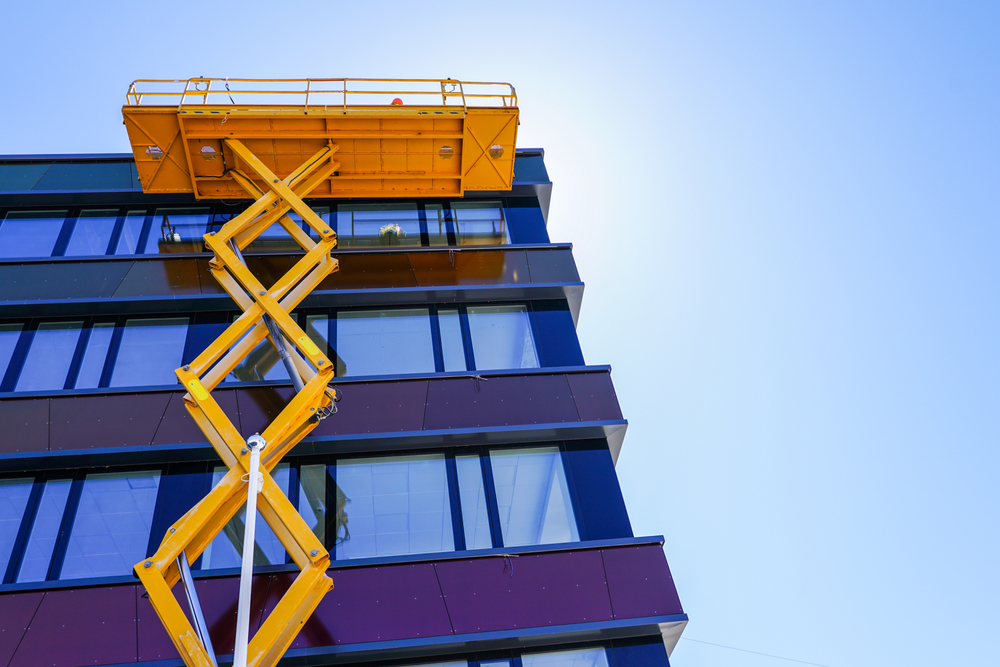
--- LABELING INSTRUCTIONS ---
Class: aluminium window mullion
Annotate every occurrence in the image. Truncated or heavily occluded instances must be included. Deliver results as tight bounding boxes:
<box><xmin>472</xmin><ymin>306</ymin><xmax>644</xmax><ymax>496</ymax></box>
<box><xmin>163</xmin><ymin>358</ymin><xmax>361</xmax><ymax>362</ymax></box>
<box><xmin>46</xmin><ymin>473</ymin><xmax>85</xmax><ymax>581</ymax></box>
<box><xmin>458</xmin><ymin>306</ymin><xmax>476</xmax><ymax>372</ymax></box>
<box><xmin>105</xmin><ymin>207</ymin><xmax>128</xmax><ymax>256</ymax></box>
<box><xmin>2</xmin><ymin>475</ymin><xmax>44</xmax><ymax>584</ymax></box>
<box><xmin>97</xmin><ymin>316</ymin><xmax>127</xmax><ymax>388</ymax></box>
<box><xmin>443</xmin><ymin>202</ymin><xmax>457</xmax><ymax>246</ymax></box>
<box><xmin>324</xmin><ymin>462</ymin><xmax>338</xmax><ymax>560</ymax></box>
<box><xmin>479</xmin><ymin>450</ymin><xmax>504</xmax><ymax>549</ymax></box>
<box><xmin>133</xmin><ymin>208</ymin><xmax>155</xmax><ymax>256</ymax></box>
<box><xmin>417</xmin><ymin>203</ymin><xmax>430</xmax><ymax>246</ymax></box>
<box><xmin>51</xmin><ymin>207</ymin><xmax>80</xmax><ymax>258</ymax></box>
<box><xmin>0</xmin><ymin>322</ymin><xmax>36</xmax><ymax>392</ymax></box>
<box><xmin>63</xmin><ymin>317</ymin><xmax>94</xmax><ymax>390</ymax></box>
<box><xmin>429</xmin><ymin>305</ymin><xmax>445</xmax><ymax>373</ymax></box>
<box><xmin>445</xmin><ymin>453</ymin><xmax>466</xmax><ymax>551</ymax></box>
<box><xmin>285</xmin><ymin>464</ymin><xmax>301</xmax><ymax>565</ymax></box>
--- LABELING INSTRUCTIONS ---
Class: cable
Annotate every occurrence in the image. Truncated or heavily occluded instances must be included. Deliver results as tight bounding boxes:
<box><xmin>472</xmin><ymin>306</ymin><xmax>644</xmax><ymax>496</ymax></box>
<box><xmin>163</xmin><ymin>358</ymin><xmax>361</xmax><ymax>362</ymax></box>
<box><xmin>681</xmin><ymin>638</ymin><xmax>833</xmax><ymax>667</ymax></box>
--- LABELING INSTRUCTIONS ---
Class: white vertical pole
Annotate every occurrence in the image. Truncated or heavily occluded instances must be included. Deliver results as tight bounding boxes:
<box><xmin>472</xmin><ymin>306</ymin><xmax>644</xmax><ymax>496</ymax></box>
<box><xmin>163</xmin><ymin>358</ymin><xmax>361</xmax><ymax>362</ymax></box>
<box><xmin>232</xmin><ymin>434</ymin><xmax>265</xmax><ymax>667</ymax></box>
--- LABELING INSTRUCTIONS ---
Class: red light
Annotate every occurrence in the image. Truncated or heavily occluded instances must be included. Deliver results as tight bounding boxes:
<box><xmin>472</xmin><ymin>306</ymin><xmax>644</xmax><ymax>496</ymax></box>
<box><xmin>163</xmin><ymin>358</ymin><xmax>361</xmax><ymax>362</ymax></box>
<box><xmin>391</xmin><ymin>98</ymin><xmax>403</xmax><ymax>105</ymax></box>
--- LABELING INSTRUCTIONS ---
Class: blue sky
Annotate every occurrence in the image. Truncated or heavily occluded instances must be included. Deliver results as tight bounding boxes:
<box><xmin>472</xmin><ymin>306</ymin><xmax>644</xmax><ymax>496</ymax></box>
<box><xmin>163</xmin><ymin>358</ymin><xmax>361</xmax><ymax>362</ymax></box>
<box><xmin>2</xmin><ymin>2</ymin><xmax>998</xmax><ymax>665</ymax></box>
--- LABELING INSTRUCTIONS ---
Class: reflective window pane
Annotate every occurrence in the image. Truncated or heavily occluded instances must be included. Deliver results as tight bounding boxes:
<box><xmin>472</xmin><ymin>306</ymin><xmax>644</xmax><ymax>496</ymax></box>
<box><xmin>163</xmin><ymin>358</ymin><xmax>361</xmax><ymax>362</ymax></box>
<box><xmin>0</xmin><ymin>478</ymin><xmax>34</xmax><ymax>575</ymax></box>
<box><xmin>298</xmin><ymin>464</ymin><xmax>327</xmax><ymax>545</ymax></box>
<box><xmin>64</xmin><ymin>209</ymin><xmax>118</xmax><ymax>256</ymax></box>
<box><xmin>424</xmin><ymin>204</ymin><xmax>451</xmax><ymax>246</ymax></box>
<box><xmin>15</xmin><ymin>321</ymin><xmax>82</xmax><ymax>392</ymax></box>
<box><xmin>467</xmin><ymin>305</ymin><xmax>539</xmax><ymax>370</ymax></box>
<box><xmin>489</xmin><ymin>447</ymin><xmax>579</xmax><ymax>547</ymax></box>
<box><xmin>336</xmin><ymin>309</ymin><xmax>434</xmax><ymax>377</ymax></box>
<box><xmin>0</xmin><ymin>323</ymin><xmax>24</xmax><ymax>380</ymax></box>
<box><xmin>144</xmin><ymin>208</ymin><xmax>211</xmax><ymax>254</ymax></box>
<box><xmin>335</xmin><ymin>454</ymin><xmax>454</xmax><ymax>560</ymax></box>
<box><xmin>200</xmin><ymin>465</ymin><xmax>290</xmax><ymax>569</ymax></box>
<box><xmin>16</xmin><ymin>479</ymin><xmax>71</xmax><ymax>582</ymax></box>
<box><xmin>226</xmin><ymin>334</ymin><xmax>290</xmax><ymax>382</ymax></box>
<box><xmin>438</xmin><ymin>309</ymin><xmax>466</xmax><ymax>372</ymax></box>
<box><xmin>452</xmin><ymin>201</ymin><xmax>509</xmax><ymax>245</ymax></box>
<box><xmin>60</xmin><ymin>470</ymin><xmax>161</xmax><ymax>579</ymax></box>
<box><xmin>522</xmin><ymin>648</ymin><xmax>609</xmax><ymax>667</ymax></box>
<box><xmin>109</xmin><ymin>317</ymin><xmax>188</xmax><ymax>387</ymax></box>
<box><xmin>0</xmin><ymin>210</ymin><xmax>66</xmax><ymax>258</ymax></box>
<box><xmin>456</xmin><ymin>455</ymin><xmax>492</xmax><ymax>549</ymax></box>
<box><xmin>74</xmin><ymin>322</ymin><xmax>114</xmax><ymax>389</ymax></box>
<box><xmin>114</xmin><ymin>210</ymin><xmax>146</xmax><ymax>255</ymax></box>
<box><xmin>336</xmin><ymin>204</ymin><xmax>421</xmax><ymax>248</ymax></box>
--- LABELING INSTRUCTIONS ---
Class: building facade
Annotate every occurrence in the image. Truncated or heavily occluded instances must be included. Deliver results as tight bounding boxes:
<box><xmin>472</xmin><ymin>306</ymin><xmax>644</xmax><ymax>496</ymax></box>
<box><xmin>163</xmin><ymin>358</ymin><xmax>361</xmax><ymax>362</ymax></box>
<box><xmin>0</xmin><ymin>150</ymin><xmax>686</xmax><ymax>667</ymax></box>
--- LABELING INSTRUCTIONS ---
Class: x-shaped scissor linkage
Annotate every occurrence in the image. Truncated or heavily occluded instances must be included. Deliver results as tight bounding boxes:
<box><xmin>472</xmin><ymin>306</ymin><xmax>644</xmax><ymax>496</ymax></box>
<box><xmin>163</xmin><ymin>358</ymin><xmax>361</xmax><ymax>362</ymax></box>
<box><xmin>136</xmin><ymin>140</ymin><xmax>342</xmax><ymax>667</ymax></box>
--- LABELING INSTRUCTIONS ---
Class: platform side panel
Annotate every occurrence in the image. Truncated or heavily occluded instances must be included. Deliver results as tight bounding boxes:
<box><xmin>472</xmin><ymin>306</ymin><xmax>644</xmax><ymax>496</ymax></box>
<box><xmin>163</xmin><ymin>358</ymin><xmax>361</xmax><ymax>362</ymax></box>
<box><xmin>123</xmin><ymin>108</ymin><xmax>195</xmax><ymax>194</ymax></box>
<box><xmin>461</xmin><ymin>109</ymin><xmax>518</xmax><ymax>191</ymax></box>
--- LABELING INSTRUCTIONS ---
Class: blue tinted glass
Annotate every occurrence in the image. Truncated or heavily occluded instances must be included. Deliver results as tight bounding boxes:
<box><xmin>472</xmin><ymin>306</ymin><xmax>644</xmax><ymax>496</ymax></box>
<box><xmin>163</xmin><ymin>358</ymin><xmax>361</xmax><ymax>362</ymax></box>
<box><xmin>456</xmin><ymin>455</ymin><xmax>492</xmax><ymax>549</ymax></box>
<box><xmin>200</xmin><ymin>465</ymin><xmax>290</xmax><ymax>569</ymax></box>
<box><xmin>60</xmin><ymin>470</ymin><xmax>161</xmax><ymax>579</ymax></box>
<box><xmin>489</xmin><ymin>447</ymin><xmax>579</xmax><ymax>547</ymax></box>
<box><xmin>114</xmin><ymin>211</ymin><xmax>147</xmax><ymax>255</ymax></box>
<box><xmin>335</xmin><ymin>454</ymin><xmax>454</xmax><ymax>560</ymax></box>
<box><xmin>0</xmin><ymin>323</ymin><xmax>24</xmax><ymax>379</ymax></box>
<box><xmin>16</xmin><ymin>479</ymin><xmax>71</xmax><ymax>582</ymax></box>
<box><xmin>522</xmin><ymin>648</ymin><xmax>609</xmax><ymax>667</ymax></box>
<box><xmin>467</xmin><ymin>305</ymin><xmax>539</xmax><ymax>370</ymax></box>
<box><xmin>298</xmin><ymin>464</ymin><xmax>327</xmax><ymax>544</ymax></box>
<box><xmin>74</xmin><ymin>323</ymin><xmax>114</xmax><ymax>389</ymax></box>
<box><xmin>64</xmin><ymin>209</ymin><xmax>118</xmax><ymax>256</ymax></box>
<box><xmin>226</xmin><ymin>335</ymin><xmax>290</xmax><ymax>382</ymax></box>
<box><xmin>109</xmin><ymin>318</ymin><xmax>188</xmax><ymax>387</ymax></box>
<box><xmin>335</xmin><ymin>205</ymin><xmax>420</xmax><ymax>248</ymax></box>
<box><xmin>0</xmin><ymin>478</ymin><xmax>34</xmax><ymax>575</ymax></box>
<box><xmin>452</xmin><ymin>201</ymin><xmax>509</xmax><ymax>245</ymax></box>
<box><xmin>438</xmin><ymin>309</ymin><xmax>466</xmax><ymax>372</ymax></box>
<box><xmin>292</xmin><ymin>206</ymin><xmax>331</xmax><ymax>242</ymax></box>
<box><xmin>15</xmin><ymin>322</ymin><xmax>82</xmax><ymax>392</ymax></box>
<box><xmin>336</xmin><ymin>309</ymin><xmax>434</xmax><ymax>377</ymax></box>
<box><xmin>0</xmin><ymin>210</ymin><xmax>66</xmax><ymax>258</ymax></box>
<box><xmin>144</xmin><ymin>208</ymin><xmax>211</xmax><ymax>254</ymax></box>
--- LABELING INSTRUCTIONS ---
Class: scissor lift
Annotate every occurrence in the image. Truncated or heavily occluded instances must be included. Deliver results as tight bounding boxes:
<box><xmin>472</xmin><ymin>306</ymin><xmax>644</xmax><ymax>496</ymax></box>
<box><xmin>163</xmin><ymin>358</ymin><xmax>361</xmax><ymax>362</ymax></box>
<box><xmin>124</xmin><ymin>78</ymin><xmax>518</xmax><ymax>667</ymax></box>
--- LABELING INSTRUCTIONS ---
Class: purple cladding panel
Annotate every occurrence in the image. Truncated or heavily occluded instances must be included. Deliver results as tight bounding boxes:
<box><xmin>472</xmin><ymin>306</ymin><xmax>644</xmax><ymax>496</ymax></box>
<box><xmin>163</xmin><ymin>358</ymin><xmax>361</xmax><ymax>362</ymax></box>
<box><xmin>235</xmin><ymin>387</ymin><xmax>296</xmax><ymax>439</ymax></box>
<box><xmin>194</xmin><ymin>574</ymin><xmax>271</xmax><ymax>654</ymax></box>
<box><xmin>423</xmin><ymin>375</ymin><xmax>580</xmax><ymax>430</ymax></box>
<box><xmin>152</xmin><ymin>390</ymin><xmax>241</xmax><ymax>446</ymax></box>
<box><xmin>0</xmin><ymin>592</ymin><xmax>43</xmax><ymax>667</ymax></box>
<box><xmin>567</xmin><ymin>373</ymin><xmax>624</xmax><ymax>422</ymax></box>
<box><xmin>312</xmin><ymin>381</ymin><xmax>429</xmax><ymax>437</ymax></box>
<box><xmin>277</xmin><ymin>564</ymin><xmax>453</xmax><ymax>646</ymax></box>
<box><xmin>10</xmin><ymin>586</ymin><xmax>137</xmax><ymax>667</ymax></box>
<box><xmin>434</xmin><ymin>551</ymin><xmax>613</xmax><ymax>634</ymax></box>
<box><xmin>137</xmin><ymin>584</ymin><xmax>191</xmax><ymax>662</ymax></box>
<box><xmin>0</xmin><ymin>398</ymin><xmax>49</xmax><ymax>454</ymax></box>
<box><xmin>49</xmin><ymin>392</ymin><xmax>172</xmax><ymax>450</ymax></box>
<box><xmin>601</xmin><ymin>546</ymin><xmax>683</xmax><ymax>619</ymax></box>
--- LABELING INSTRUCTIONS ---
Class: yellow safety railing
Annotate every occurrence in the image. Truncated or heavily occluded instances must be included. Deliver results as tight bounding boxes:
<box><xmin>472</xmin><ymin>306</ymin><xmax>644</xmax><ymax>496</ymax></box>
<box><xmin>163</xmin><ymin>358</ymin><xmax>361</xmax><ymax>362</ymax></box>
<box><xmin>125</xmin><ymin>77</ymin><xmax>517</xmax><ymax>111</ymax></box>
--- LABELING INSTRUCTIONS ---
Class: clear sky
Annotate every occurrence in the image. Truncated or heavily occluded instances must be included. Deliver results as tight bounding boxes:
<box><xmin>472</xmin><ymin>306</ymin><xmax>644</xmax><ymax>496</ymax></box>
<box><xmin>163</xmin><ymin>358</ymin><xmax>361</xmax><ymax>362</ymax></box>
<box><xmin>2</xmin><ymin>2</ymin><xmax>997</xmax><ymax>665</ymax></box>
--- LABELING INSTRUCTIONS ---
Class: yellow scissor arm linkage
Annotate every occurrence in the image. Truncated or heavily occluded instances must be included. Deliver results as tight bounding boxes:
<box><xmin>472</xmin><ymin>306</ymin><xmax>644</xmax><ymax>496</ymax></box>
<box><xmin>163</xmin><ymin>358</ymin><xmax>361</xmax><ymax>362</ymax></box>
<box><xmin>122</xmin><ymin>78</ymin><xmax>519</xmax><ymax>199</ymax></box>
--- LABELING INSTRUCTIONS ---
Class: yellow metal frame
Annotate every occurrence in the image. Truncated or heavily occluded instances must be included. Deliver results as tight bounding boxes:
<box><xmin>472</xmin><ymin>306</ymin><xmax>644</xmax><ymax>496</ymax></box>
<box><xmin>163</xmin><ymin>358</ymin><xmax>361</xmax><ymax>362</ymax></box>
<box><xmin>122</xmin><ymin>78</ymin><xmax>519</xmax><ymax>199</ymax></box>
<box><xmin>136</xmin><ymin>140</ymin><xmax>342</xmax><ymax>667</ymax></box>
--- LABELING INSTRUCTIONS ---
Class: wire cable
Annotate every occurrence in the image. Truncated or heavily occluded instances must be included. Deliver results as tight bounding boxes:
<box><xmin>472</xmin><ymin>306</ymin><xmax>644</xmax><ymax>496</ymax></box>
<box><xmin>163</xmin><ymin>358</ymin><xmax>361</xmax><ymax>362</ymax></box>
<box><xmin>681</xmin><ymin>638</ymin><xmax>832</xmax><ymax>667</ymax></box>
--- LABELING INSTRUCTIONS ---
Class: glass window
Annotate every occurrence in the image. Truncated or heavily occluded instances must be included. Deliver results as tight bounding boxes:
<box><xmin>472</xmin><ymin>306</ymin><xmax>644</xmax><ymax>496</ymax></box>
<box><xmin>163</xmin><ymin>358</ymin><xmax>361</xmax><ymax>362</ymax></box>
<box><xmin>0</xmin><ymin>478</ymin><xmax>34</xmax><ymax>575</ymax></box>
<box><xmin>467</xmin><ymin>305</ymin><xmax>539</xmax><ymax>370</ymax></box>
<box><xmin>452</xmin><ymin>201</ymin><xmax>509</xmax><ymax>245</ymax></box>
<box><xmin>60</xmin><ymin>470</ymin><xmax>161</xmax><ymax>579</ymax></box>
<box><xmin>200</xmin><ymin>464</ymin><xmax>290</xmax><ymax>569</ymax></box>
<box><xmin>225</xmin><ymin>335</ymin><xmax>290</xmax><ymax>382</ymax></box>
<box><xmin>15</xmin><ymin>322</ymin><xmax>83</xmax><ymax>392</ymax></box>
<box><xmin>438</xmin><ymin>309</ymin><xmax>467</xmax><ymax>372</ymax></box>
<box><xmin>522</xmin><ymin>648</ymin><xmax>609</xmax><ymax>667</ymax></box>
<box><xmin>298</xmin><ymin>464</ymin><xmax>327</xmax><ymax>545</ymax></box>
<box><xmin>489</xmin><ymin>447</ymin><xmax>579</xmax><ymax>547</ymax></box>
<box><xmin>0</xmin><ymin>323</ymin><xmax>24</xmax><ymax>380</ymax></box>
<box><xmin>109</xmin><ymin>317</ymin><xmax>188</xmax><ymax>388</ymax></box>
<box><xmin>336</xmin><ymin>204</ymin><xmax>421</xmax><ymax>248</ymax></box>
<box><xmin>250</xmin><ymin>207</ymin><xmax>331</xmax><ymax>251</ymax></box>
<box><xmin>335</xmin><ymin>454</ymin><xmax>454</xmax><ymax>560</ymax></box>
<box><xmin>336</xmin><ymin>309</ymin><xmax>434</xmax><ymax>377</ymax></box>
<box><xmin>16</xmin><ymin>479</ymin><xmax>71</xmax><ymax>582</ymax></box>
<box><xmin>0</xmin><ymin>210</ymin><xmax>66</xmax><ymax>258</ymax></box>
<box><xmin>424</xmin><ymin>204</ymin><xmax>451</xmax><ymax>246</ymax></box>
<box><xmin>64</xmin><ymin>209</ymin><xmax>118</xmax><ymax>256</ymax></box>
<box><xmin>74</xmin><ymin>322</ymin><xmax>114</xmax><ymax>389</ymax></box>
<box><xmin>456</xmin><ymin>455</ymin><xmax>492</xmax><ymax>549</ymax></box>
<box><xmin>143</xmin><ymin>208</ymin><xmax>211</xmax><ymax>254</ymax></box>
<box><xmin>115</xmin><ymin>210</ymin><xmax>147</xmax><ymax>255</ymax></box>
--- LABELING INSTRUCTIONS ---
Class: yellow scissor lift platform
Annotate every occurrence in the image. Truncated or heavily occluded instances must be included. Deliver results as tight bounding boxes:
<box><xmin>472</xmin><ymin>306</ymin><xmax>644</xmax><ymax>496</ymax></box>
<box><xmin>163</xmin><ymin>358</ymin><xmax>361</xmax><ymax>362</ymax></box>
<box><xmin>124</xmin><ymin>78</ymin><xmax>518</xmax><ymax>667</ymax></box>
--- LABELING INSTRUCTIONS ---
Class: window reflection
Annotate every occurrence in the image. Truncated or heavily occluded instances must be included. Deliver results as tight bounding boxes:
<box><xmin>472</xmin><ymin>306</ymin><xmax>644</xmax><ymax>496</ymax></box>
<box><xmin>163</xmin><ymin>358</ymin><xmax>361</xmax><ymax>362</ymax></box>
<box><xmin>336</xmin><ymin>308</ymin><xmax>435</xmax><ymax>377</ymax></box>
<box><xmin>144</xmin><ymin>208</ymin><xmax>211</xmax><ymax>254</ymax></box>
<box><xmin>0</xmin><ymin>324</ymin><xmax>24</xmax><ymax>382</ymax></box>
<box><xmin>438</xmin><ymin>309</ymin><xmax>467</xmax><ymax>372</ymax></box>
<box><xmin>452</xmin><ymin>201</ymin><xmax>509</xmax><ymax>245</ymax></box>
<box><xmin>114</xmin><ymin>210</ymin><xmax>147</xmax><ymax>255</ymax></box>
<box><xmin>522</xmin><ymin>648</ymin><xmax>609</xmax><ymax>667</ymax></box>
<box><xmin>16</xmin><ymin>322</ymin><xmax>83</xmax><ymax>392</ymax></box>
<box><xmin>60</xmin><ymin>470</ymin><xmax>161</xmax><ymax>579</ymax></box>
<box><xmin>335</xmin><ymin>454</ymin><xmax>454</xmax><ymax>560</ymax></box>
<box><xmin>65</xmin><ymin>209</ymin><xmax>118</xmax><ymax>256</ymax></box>
<box><xmin>456</xmin><ymin>455</ymin><xmax>492</xmax><ymax>549</ymax></box>
<box><xmin>336</xmin><ymin>204</ymin><xmax>421</xmax><ymax>248</ymax></box>
<box><xmin>467</xmin><ymin>305</ymin><xmax>539</xmax><ymax>370</ymax></box>
<box><xmin>17</xmin><ymin>479</ymin><xmax>71</xmax><ymax>582</ymax></box>
<box><xmin>0</xmin><ymin>478</ymin><xmax>34</xmax><ymax>576</ymax></box>
<box><xmin>200</xmin><ymin>464</ymin><xmax>290</xmax><ymax>569</ymax></box>
<box><xmin>109</xmin><ymin>317</ymin><xmax>188</xmax><ymax>387</ymax></box>
<box><xmin>74</xmin><ymin>322</ymin><xmax>114</xmax><ymax>389</ymax></box>
<box><xmin>0</xmin><ymin>210</ymin><xmax>66</xmax><ymax>258</ymax></box>
<box><xmin>298</xmin><ymin>464</ymin><xmax>327</xmax><ymax>545</ymax></box>
<box><xmin>490</xmin><ymin>447</ymin><xmax>579</xmax><ymax>547</ymax></box>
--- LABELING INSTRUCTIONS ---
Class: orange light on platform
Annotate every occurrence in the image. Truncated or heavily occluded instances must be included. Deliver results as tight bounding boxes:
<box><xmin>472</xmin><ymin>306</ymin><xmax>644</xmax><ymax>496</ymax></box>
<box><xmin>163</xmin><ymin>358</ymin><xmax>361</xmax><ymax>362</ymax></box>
<box><xmin>391</xmin><ymin>98</ymin><xmax>403</xmax><ymax>105</ymax></box>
